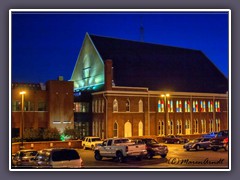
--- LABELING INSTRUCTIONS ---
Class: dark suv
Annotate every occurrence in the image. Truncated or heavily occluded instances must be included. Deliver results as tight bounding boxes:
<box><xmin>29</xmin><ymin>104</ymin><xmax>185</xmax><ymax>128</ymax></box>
<box><xmin>210</xmin><ymin>130</ymin><xmax>229</xmax><ymax>151</ymax></box>
<box><xmin>129</xmin><ymin>137</ymin><xmax>168</xmax><ymax>159</ymax></box>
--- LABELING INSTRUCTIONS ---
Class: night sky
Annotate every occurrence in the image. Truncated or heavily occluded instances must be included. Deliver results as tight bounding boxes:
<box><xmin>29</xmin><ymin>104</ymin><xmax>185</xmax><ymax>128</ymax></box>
<box><xmin>11</xmin><ymin>10</ymin><xmax>229</xmax><ymax>83</ymax></box>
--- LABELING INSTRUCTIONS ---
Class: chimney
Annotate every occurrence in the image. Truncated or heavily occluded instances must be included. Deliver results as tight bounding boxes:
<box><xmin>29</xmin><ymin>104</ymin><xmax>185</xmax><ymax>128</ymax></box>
<box><xmin>104</xmin><ymin>59</ymin><xmax>113</xmax><ymax>91</ymax></box>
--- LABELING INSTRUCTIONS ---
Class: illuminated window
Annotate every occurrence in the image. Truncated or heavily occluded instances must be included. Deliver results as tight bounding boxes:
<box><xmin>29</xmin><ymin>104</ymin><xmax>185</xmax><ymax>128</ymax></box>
<box><xmin>113</xmin><ymin>122</ymin><xmax>118</xmax><ymax>137</ymax></box>
<box><xmin>168</xmin><ymin>120</ymin><xmax>174</xmax><ymax>135</ymax></box>
<box><xmin>126</xmin><ymin>99</ymin><xmax>130</xmax><ymax>112</ymax></box>
<box><xmin>113</xmin><ymin>99</ymin><xmax>118</xmax><ymax>112</ymax></box>
<box><xmin>200</xmin><ymin>101</ymin><xmax>206</xmax><ymax>112</ymax></box>
<box><xmin>176</xmin><ymin>100</ymin><xmax>182</xmax><ymax>112</ymax></box>
<box><xmin>193</xmin><ymin>100</ymin><xmax>199</xmax><ymax>112</ymax></box>
<box><xmin>139</xmin><ymin>99</ymin><xmax>143</xmax><ymax>112</ymax></box>
<box><xmin>74</xmin><ymin>102</ymin><xmax>89</xmax><ymax>112</ymax></box>
<box><xmin>209</xmin><ymin>119</ymin><xmax>214</xmax><ymax>132</ymax></box>
<box><xmin>158</xmin><ymin>120</ymin><xmax>165</xmax><ymax>136</ymax></box>
<box><xmin>12</xmin><ymin>101</ymin><xmax>21</xmax><ymax>111</ymax></box>
<box><xmin>101</xmin><ymin>99</ymin><xmax>104</xmax><ymax>113</ymax></box>
<box><xmin>193</xmin><ymin>119</ymin><xmax>199</xmax><ymax>133</ymax></box>
<box><xmin>184</xmin><ymin>100</ymin><xmax>191</xmax><ymax>112</ymax></box>
<box><xmin>124</xmin><ymin>121</ymin><xmax>132</xmax><ymax>137</ymax></box>
<box><xmin>208</xmin><ymin>101</ymin><xmax>213</xmax><ymax>112</ymax></box>
<box><xmin>176</xmin><ymin>120</ymin><xmax>182</xmax><ymax>134</ymax></box>
<box><xmin>201</xmin><ymin>119</ymin><xmax>207</xmax><ymax>133</ymax></box>
<box><xmin>216</xmin><ymin>119</ymin><xmax>221</xmax><ymax>131</ymax></box>
<box><xmin>158</xmin><ymin>99</ymin><xmax>165</xmax><ymax>112</ymax></box>
<box><xmin>215</xmin><ymin>100</ymin><xmax>221</xmax><ymax>112</ymax></box>
<box><xmin>138</xmin><ymin>121</ymin><xmax>143</xmax><ymax>136</ymax></box>
<box><xmin>167</xmin><ymin>100</ymin><xmax>174</xmax><ymax>112</ymax></box>
<box><xmin>185</xmin><ymin>119</ymin><xmax>191</xmax><ymax>135</ymax></box>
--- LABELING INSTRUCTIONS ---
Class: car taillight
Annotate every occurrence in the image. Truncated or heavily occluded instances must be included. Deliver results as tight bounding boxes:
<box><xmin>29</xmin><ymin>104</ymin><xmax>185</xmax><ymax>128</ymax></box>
<box><xmin>126</xmin><ymin>146</ymin><xmax>128</xmax><ymax>152</ymax></box>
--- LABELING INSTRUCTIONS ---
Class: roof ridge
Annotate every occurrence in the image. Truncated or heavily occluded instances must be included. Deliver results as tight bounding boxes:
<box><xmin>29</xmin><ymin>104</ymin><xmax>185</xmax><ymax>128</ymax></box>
<box><xmin>88</xmin><ymin>33</ymin><xmax>200</xmax><ymax>52</ymax></box>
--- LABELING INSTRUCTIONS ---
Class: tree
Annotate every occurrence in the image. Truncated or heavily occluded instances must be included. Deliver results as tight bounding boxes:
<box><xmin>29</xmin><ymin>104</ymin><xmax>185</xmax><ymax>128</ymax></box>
<box><xmin>42</xmin><ymin>127</ymin><xmax>60</xmax><ymax>141</ymax></box>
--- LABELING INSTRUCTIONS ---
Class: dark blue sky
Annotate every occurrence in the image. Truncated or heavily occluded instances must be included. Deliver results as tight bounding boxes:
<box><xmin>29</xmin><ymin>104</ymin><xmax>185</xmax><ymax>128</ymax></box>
<box><xmin>11</xmin><ymin>11</ymin><xmax>229</xmax><ymax>83</ymax></box>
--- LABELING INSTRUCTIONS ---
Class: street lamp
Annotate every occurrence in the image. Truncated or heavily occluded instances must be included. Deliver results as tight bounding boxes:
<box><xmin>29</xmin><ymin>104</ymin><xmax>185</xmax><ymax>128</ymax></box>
<box><xmin>161</xmin><ymin>94</ymin><xmax>170</xmax><ymax>136</ymax></box>
<box><xmin>20</xmin><ymin>91</ymin><xmax>26</xmax><ymax>149</ymax></box>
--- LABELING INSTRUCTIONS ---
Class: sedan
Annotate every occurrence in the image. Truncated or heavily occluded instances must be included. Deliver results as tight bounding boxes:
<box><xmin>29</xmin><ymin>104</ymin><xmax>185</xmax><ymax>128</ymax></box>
<box><xmin>183</xmin><ymin>138</ymin><xmax>211</xmax><ymax>151</ymax></box>
<box><xmin>12</xmin><ymin>149</ymin><xmax>38</xmax><ymax>167</ymax></box>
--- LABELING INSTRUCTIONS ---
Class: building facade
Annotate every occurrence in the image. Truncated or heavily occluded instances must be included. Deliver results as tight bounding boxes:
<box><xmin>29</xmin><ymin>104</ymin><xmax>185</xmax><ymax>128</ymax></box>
<box><xmin>11</xmin><ymin>78</ymin><xmax>74</xmax><ymax>137</ymax></box>
<box><xmin>71</xmin><ymin>33</ymin><xmax>229</xmax><ymax>139</ymax></box>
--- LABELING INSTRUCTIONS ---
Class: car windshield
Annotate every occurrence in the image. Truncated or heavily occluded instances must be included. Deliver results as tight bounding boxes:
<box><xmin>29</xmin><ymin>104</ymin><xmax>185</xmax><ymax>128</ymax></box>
<box><xmin>92</xmin><ymin>138</ymin><xmax>101</xmax><ymax>142</ymax></box>
<box><xmin>191</xmin><ymin>139</ymin><xmax>201</xmax><ymax>143</ymax></box>
<box><xmin>145</xmin><ymin>139</ymin><xmax>158</xmax><ymax>144</ymax></box>
<box><xmin>21</xmin><ymin>151</ymin><xmax>37</xmax><ymax>157</ymax></box>
<box><xmin>114</xmin><ymin>139</ymin><xmax>130</xmax><ymax>143</ymax></box>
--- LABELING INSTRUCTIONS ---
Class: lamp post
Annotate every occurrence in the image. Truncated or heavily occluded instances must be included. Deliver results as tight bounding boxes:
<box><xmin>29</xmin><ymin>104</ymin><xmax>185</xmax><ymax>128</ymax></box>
<box><xmin>20</xmin><ymin>91</ymin><xmax>26</xmax><ymax>149</ymax></box>
<box><xmin>161</xmin><ymin>94</ymin><xmax>170</xmax><ymax>136</ymax></box>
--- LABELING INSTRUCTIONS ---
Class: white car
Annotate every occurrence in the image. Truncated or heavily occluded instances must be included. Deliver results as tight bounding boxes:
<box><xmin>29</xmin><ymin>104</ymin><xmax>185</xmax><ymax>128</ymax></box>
<box><xmin>82</xmin><ymin>136</ymin><xmax>103</xmax><ymax>150</ymax></box>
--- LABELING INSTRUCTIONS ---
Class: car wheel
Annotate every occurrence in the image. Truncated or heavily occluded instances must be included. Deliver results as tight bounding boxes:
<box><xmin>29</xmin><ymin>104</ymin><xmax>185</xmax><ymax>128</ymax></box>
<box><xmin>91</xmin><ymin>145</ymin><xmax>95</xmax><ymax>150</ymax></box>
<box><xmin>195</xmin><ymin>145</ymin><xmax>200</xmax><ymax>151</ymax></box>
<box><xmin>212</xmin><ymin>147</ymin><xmax>218</xmax><ymax>151</ymax></box>
<box><xmin>161</xmin><ymin>154</ymin><xmax>167</xmax><ymax>158</ymax></box>
<box><xmin>94</xmin><ymin>151</ymin><xmax>102</xmax><ymax>161</ymax></box>
<box><xmin>116</xmin><ymin>151</ymin><xmax>124</xmax><ymax>163</ymax></box>
<box><xmin>146</xmin><ymin>152</ymin><xmax>153</xmax><ymax>159</ymax></box>
<box><xmin>186</xmin><ymin>148</ymin><xmax>190</xmax><ymax>151</ymax></box>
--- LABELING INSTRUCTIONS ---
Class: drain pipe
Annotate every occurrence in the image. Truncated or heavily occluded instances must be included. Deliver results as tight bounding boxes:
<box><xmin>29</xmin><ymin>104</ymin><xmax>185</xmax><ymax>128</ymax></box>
<box><xmin>103</xmin><ymin>92</ymin><xmax>108</xmax><ymax>139</ymax></box>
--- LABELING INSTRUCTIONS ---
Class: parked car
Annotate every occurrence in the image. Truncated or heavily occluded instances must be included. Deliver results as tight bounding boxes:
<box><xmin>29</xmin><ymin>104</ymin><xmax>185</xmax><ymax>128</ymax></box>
<box><xmin>82</xmin><ymin>136</ymin><xmax>103</xmax><ymax>150</ymax></box>
<box><xmin>33</xmin><ymin>148</ymin><xmax>83</xmax><ymax>168</ymax></box>
<box><xmin>12</xmin><ymin>149</ymin><xmax>38</xmax><ymax>167</ymax></box>
<box><xmin>162</xmin><ymin>135</ymin><xmax>189</xmax><ymax>144</ymax></box>
<box><xmin>129</xmin><ymin>137</ymin><xmax>168</xmax><ymax>159</ymax></box>
<box><xmin>94</xmin><ymin>138</ymin><xmax>147</xmax><ymax>162</ymax></box>
<box><xmin>210</xmin><ymin>130</ymin><xmax>229</xmax><ymax>151</ymax></box>
<box><xmin>183</xmin><ymin>138</ymin><xmax>211</xmax><ymax>151</ymax></box>
<box><xmin>202</xmin><ymin>132</ymin><xmax>218</xmax><ymax>139</ymax></box>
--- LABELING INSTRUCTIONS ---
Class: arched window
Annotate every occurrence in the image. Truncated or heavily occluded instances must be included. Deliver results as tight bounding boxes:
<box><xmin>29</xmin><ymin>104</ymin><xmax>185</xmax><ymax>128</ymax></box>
<box><xmin>177</xmin><ymin>120</ymin><xmax>182</xmax><ymax>134</ymax></box>
<box><xmin>209</xmin><ymin>119</ymin><xmax>214</xmax><ymax>132</ymax></box>
<box><xmin>139</xmin><ymin>99</ymin><xmax>143</xmax><ymax>112</ymax></box>
<box><xmin>216</xmin><ymin>119</ymin><xmax>220</xmax><ymax>132</ymax></box>
<box><xmin>126</xmin><ymin>99</ymin><xmax>130</xmax><ymax>112</ymax></box>
<box><xmin>201</xmin><ymin>119</ymin><xmax>206</xmax><ymax>133</ymax></box>
<box><xmin>113</xmin><ymin>99</ymin><xmax>118</xmax><ymax>112</ymax></box>
<box><xmin>101</xmin><ymin>99</ymin><xmax>104</xmax><ymax>113</ymax></box>
<box><xmin>168</xmin><ymin>120</ymin><xmax>174</xmax><ymax>135</ymax></box>
<box><xmin>124</xmin><ymin>121</ymin><xmax>132</xmax><ymax>137</ymax></box>
<box><xmin>92</xmin><ymin>100</ymin><xmax>95</xmax><ymax>113</ymax></box>
<box><xmin>95</xmin><ymin>100</ymin><xmax>98</xmax><ymax>113</ymax></box>
<box><xmin>113</xmin><ymin>121</ymin><xmax>118</xmax><ymax>137</ymax></box>
<box><xmin>158</xmin><ymin>120</ymin><xmax>165</xmax><ymax>136</ymax></box>
<box><xmin>185</xmin><ymin>119</ymin><xmax>191</xmax><ymax>135</ymax></box>
<box><xmin>138</xmin><ymin>121</ymin><xmax>143</xmax><ymax>136</ymax></box>
<box><xmin>194</xmin><ymin>119</ymin><xmax>198</xmax><ymax>133</ymax></box>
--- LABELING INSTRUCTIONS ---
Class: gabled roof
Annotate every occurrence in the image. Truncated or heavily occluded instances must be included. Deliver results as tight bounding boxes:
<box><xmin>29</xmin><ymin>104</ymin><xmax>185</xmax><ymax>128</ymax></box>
<box><xmin>89</xmin><ymin>34</ymin><xmax>228</xmax><ymax>93</ymax></box>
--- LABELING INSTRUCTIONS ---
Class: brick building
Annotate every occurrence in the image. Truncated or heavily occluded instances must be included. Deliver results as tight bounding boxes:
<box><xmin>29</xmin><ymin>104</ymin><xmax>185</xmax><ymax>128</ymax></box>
<box><xmin>11</xmin><ymin>78</ymin><xmax>74</xmax><ymax>137</ymax></box>
<box><xmin>71</xmin><ymin>33</ymin><xmax>228</xmax><ymax>139</ymax></box>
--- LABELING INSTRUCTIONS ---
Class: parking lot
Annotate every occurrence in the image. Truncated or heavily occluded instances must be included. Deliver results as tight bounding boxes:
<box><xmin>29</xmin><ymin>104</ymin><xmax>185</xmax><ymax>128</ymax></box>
<box><xmin>76</xmin><ymin>144</ymin><xmax>229</xmax><ymax>169</ymax></box>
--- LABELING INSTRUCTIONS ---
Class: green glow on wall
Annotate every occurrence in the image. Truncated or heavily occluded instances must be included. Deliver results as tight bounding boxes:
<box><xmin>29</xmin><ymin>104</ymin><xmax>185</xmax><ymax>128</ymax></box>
<box><xmin>71</xmin><ymin>33</ymin><xmax>104</xmax><ymax>91</ymax></box>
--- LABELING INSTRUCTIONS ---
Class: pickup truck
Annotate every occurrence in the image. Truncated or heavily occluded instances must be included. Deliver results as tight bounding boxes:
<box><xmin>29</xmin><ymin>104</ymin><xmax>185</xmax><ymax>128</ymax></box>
<box><xmin>94</xmin><ymin>138</ymin><xmax>147</xmax><ymax>162</ymax></box>
<box><xmin>82</xmin><ymin>136</ymin><xmax>103</xmax><ymax>150</ymax></box>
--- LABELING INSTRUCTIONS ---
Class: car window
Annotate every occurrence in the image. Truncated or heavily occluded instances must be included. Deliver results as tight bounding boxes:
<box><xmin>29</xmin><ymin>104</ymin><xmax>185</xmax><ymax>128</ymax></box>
<box><xmin>92</xmin><ymin>138</ymin><xmax>101</xmax><ymax>142</ymax></box>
